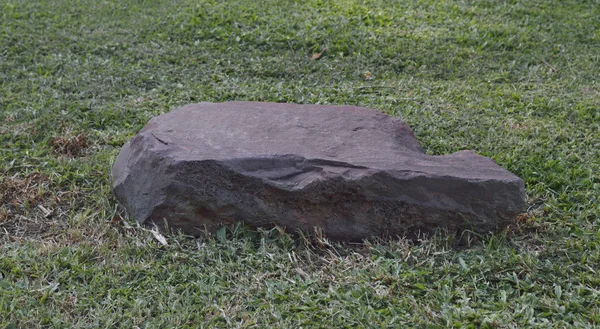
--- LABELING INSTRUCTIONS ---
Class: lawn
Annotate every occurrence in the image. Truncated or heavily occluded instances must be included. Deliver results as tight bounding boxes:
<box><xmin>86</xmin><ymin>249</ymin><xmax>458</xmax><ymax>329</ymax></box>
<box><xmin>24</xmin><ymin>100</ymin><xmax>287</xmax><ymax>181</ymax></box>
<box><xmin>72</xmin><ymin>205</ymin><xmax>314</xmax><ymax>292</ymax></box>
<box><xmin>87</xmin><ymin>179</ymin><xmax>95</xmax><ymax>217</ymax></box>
<box><xmin>1</xmin><ymin>0</ymin><xmax>599</xmax><ymax>327</ymax></box>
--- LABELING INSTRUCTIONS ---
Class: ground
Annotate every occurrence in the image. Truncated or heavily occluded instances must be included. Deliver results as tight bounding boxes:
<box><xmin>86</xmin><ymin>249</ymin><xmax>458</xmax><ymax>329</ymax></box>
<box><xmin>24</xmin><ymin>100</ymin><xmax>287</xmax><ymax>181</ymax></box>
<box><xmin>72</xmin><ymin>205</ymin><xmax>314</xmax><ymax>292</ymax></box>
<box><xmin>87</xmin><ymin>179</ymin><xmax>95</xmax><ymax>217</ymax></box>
<box><xmin>1</xmin><ymin>0</ymin><xmax>599</xmax><ymax>327</ymax></box>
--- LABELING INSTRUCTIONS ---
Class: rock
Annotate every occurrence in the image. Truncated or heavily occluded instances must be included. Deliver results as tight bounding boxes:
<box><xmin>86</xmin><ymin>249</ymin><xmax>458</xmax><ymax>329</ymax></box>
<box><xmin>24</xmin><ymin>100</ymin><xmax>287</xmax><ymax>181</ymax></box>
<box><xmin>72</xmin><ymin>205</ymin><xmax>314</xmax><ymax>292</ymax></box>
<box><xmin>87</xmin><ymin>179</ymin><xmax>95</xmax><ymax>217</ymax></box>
<box><xmin>112</xmin><ymin>101</ymin><xmax>525</xmax><ymax>241</ymax></box>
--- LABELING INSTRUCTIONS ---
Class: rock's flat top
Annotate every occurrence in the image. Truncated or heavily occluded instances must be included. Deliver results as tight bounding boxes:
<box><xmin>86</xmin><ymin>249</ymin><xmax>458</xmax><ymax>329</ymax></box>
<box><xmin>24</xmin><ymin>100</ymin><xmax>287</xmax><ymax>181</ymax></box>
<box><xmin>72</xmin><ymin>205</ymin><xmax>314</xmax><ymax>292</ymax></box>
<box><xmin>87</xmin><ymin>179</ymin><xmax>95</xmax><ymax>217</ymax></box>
<box><xmin>143</xmin><ymin>102</ymin><xmax>516</xmax><ymax>180</ymax></box>
<box><xmin>148</xmin><ymin>102</ymin><xmax>424</xmax><ymax>160</ymax></box>
<box><xmin>112</xmin><ymin>101</ymin><xmax>526</xmax><ymax>240</ymax></box>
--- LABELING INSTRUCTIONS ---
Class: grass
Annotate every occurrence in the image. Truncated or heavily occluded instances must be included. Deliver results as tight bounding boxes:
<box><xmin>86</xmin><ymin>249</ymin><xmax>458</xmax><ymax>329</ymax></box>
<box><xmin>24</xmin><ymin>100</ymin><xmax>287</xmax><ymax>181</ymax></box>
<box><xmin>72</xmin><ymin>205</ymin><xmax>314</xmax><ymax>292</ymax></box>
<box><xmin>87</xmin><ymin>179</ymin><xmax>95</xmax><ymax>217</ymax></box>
<box><xmin>1</xmin><ymin>0</ymin><xmax>599</xmax><ymax>327</ymax></box>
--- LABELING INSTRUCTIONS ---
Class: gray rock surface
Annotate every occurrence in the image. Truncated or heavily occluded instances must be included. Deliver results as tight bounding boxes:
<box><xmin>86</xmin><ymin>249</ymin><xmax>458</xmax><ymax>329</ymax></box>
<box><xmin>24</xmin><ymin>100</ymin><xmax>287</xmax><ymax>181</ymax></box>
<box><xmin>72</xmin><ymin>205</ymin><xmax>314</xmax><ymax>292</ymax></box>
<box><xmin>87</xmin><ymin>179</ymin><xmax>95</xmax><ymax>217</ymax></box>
<box><xmin>112</xmin><ymin>101</ymin><xmax>526</xmax><ymax>240</ymax></box>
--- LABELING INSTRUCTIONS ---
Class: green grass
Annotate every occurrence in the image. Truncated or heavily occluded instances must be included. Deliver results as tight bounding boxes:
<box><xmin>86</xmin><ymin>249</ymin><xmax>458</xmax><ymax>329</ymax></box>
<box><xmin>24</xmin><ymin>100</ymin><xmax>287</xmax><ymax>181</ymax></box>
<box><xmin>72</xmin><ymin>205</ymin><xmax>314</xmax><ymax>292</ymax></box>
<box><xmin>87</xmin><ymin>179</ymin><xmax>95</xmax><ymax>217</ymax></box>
<box><xmin>1</xmin><ymin>0</ymin><xmax>599</xmax><ymax>327</ymax></box>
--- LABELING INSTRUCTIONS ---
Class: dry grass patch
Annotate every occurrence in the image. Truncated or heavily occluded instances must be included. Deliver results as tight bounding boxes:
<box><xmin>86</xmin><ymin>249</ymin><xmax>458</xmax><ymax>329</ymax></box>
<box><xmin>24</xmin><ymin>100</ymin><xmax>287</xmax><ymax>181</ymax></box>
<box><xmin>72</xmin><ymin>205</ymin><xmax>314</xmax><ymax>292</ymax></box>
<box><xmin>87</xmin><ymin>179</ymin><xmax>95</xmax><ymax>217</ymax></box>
<box><xmin>0</xmin><ymin>173</ymin><xmax>68</xmax><ymax>241</ymax></box>
<box><xmin>0</xmin><ymin>173</ymin><xmax>49</xmax><ymax>219</ymax></box>
<box><xmin>50</xmin><ymin>132</ymin><xmax>89</xmax><ymax>157</ymax></box>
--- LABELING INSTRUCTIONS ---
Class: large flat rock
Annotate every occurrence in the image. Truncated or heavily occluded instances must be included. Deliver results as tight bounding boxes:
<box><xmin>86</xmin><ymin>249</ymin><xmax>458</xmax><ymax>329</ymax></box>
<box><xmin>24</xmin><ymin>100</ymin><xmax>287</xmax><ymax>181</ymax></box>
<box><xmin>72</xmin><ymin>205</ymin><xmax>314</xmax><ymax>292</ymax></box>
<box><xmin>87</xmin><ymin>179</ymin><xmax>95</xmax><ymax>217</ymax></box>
<box><xmin>112</xmin><ymin>101</ymin><xmax>525</xmax><ymax>240</ymax></box>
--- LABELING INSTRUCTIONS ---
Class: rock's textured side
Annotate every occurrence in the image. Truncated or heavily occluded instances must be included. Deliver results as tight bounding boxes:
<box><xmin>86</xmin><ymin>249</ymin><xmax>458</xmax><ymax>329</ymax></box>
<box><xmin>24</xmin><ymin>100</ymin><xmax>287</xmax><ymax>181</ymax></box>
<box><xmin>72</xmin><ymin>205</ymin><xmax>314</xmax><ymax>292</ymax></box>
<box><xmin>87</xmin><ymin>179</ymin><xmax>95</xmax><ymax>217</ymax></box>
<box><xmin>112</xmin><ymin>101</ymin><xmax>526</xmax><ymax>240</ymax></box>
